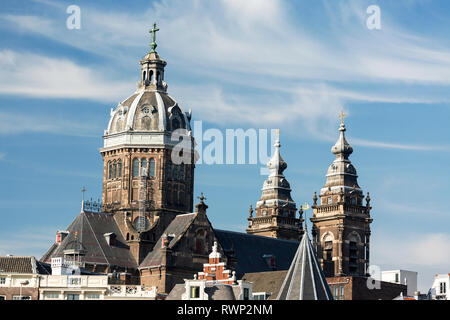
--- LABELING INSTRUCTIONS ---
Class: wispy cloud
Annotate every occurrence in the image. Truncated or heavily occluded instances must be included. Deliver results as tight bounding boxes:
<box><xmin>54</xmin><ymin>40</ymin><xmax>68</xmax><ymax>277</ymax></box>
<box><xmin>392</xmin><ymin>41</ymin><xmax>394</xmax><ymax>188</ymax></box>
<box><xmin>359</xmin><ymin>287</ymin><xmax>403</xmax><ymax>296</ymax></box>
<box><xmin>0</xmin><ymin>110</ymin><xmax>102</xmax><ymax>137</ymax></box>
<box><xmin>1</xmin><ymin>1</ymin><xmax>449</xmax><ymax>152</ymax></box>
<box><xmin>0</xmin><ymin>50</ymin><xmax>133</xmax><ymax>102</ymax></box>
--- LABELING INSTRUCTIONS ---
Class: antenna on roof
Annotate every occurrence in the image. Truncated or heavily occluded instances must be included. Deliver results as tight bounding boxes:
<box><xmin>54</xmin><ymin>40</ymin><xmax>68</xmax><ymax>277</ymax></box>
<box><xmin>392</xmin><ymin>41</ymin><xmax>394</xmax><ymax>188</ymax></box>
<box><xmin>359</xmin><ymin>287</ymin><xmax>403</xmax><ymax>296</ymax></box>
<box><xmin>81</xmin><ymin>186</ymin><xmax>86</xmax><ymax>213</ymax></box>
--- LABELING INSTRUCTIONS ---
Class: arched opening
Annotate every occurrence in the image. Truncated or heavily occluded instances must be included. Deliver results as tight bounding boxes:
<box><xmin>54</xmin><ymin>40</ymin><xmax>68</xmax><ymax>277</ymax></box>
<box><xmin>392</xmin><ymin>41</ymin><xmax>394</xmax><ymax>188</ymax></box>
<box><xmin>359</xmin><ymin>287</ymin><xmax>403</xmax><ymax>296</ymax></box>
<box><xmin>126</xmin><ymin>233</ymin><xmax>130</xmax><ymax>241</ymax></box>
<box><xmin>108</xmin><ymin>162</ymin><xmax>112</xmax><ymax>179</ymax></box>
<box><xmin>149</xmin><ymin>70</ymin><xmax>153</xmax><ymax>82</ymax></box>
<box><xmin>132</xmin><ymin>158</ymin><xmax>140</xmax><ymax>177</ymax></box>
<box><xmin>322</xmin><ymin>233</ymin><xmax>335</xmax><ymax>277</ymax></box>
<box><xmin>171</xmin><ymin>118</ymin><xmax>180</xmax><ymax>130</ymax></box>
<box><xmin>349</xmin><ymin>241</ymin><xmax>358</xmax><ymax>274</ymax></box>
<box><xmin>141</xmin><ymin>158</ymin><xmax>147</xmax><ymax>175</ymax></box>
<box><xmin>149</xmin><ymin>158</ymin><xmax>156</xmax><ymax>177</ymax></box>
<box><xmin>156</xmin><ymin>71</ymin><xmax>160</xmax><ymax>83</ymax></box>
<box><xmin>113</xmin><ymin>161</ymin><xmax>117</xmax><ymax>179</ymax></box>
<box><xmin>179</xmin><ymin>165</ymin><xmax>184</xmax><ymax>181</ymax></box>
<box><xmin>118</xmin><ymin>160</ymin><xmax>122</xmax><ymax>177</ymax></box>
<box><xmin>143</xmin><ymin>71</ymin><xmax>146</xmax><ymax>82</ymax></box>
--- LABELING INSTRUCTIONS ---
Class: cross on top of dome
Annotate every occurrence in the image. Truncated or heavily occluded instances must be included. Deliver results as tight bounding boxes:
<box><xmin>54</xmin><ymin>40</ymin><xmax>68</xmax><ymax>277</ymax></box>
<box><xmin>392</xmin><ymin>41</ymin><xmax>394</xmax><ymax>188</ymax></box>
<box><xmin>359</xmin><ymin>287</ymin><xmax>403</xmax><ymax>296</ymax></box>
<box><xmin>149</xmin><ymin>22</ymin><xmax>160</xmax><ymax>53</ymax></box>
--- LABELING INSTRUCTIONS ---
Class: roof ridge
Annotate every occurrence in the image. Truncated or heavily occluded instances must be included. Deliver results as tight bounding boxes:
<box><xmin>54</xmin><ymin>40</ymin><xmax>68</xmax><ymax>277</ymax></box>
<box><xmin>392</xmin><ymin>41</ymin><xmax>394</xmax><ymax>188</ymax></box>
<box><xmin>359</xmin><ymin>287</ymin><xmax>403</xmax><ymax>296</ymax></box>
<box><xmin>214</xmin><ymin>229</ymin><xmax>299</xmax><ymax>243</ymax></box>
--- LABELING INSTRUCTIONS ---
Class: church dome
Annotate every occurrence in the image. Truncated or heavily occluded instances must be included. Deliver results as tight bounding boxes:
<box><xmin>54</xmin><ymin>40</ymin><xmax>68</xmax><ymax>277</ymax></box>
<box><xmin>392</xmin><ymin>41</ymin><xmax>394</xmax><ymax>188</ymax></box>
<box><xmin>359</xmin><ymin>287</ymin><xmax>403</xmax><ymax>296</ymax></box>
<box><xmin>102</xmin><ymin>24</ymin><xmax>192</xmax><ymax>149</ymax></box>
<box><xmin>106</xmin><ymin>90</ymin><xmax>191</xmax><ymax>135</ymax></box>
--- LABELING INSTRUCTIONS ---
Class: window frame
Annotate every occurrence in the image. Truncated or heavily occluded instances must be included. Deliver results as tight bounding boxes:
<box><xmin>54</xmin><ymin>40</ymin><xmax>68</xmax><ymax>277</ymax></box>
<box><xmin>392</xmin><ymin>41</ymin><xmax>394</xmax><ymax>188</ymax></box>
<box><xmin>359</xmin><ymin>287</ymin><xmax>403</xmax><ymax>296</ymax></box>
<box><xmin>190</xmin><ymin>286</ymin><xmax>200</xmax><ymax>299</ymax></box>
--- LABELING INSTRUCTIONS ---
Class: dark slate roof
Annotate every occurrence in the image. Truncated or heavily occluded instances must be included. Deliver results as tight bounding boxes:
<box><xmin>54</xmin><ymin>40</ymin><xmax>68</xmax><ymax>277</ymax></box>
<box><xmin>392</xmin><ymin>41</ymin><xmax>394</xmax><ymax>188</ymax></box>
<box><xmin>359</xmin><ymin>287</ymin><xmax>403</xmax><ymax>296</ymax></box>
<box><xmin>214</xmin><ymin>229</ymin><xmax>299</xmax><ymax>279</ymax></box>
<box><xmin>242</xmin><ymin>270</ymin><xmax>288</xmax><ymax>300</ymax></box>
<box><xmin>139</xmin><ymin>213</ymin><xmax>197</xmax><ymax>269</ymax></box>
<box><xmin>0</xmin><ymin>256</ymin><xmax>50</xmax><ymax>274</ymax></box>
<box><xmin>276</xmin><ymin>232</ymin><xmax>333</xmax><ymax>300</ymax></box>
<box><xmin>40</xmin><ymin>211</ymin><xmax>136</xmax><ymax>269</ymax></box>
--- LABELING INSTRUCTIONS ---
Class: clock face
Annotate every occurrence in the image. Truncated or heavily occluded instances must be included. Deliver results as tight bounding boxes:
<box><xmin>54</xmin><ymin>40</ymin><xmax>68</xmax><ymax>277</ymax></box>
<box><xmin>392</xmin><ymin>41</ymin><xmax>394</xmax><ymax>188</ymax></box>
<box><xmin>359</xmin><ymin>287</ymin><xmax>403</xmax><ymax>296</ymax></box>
<box><xmin>133</xmin><ymin>216</ymin><xmax>150</xmax><ymax>232</ymax></box>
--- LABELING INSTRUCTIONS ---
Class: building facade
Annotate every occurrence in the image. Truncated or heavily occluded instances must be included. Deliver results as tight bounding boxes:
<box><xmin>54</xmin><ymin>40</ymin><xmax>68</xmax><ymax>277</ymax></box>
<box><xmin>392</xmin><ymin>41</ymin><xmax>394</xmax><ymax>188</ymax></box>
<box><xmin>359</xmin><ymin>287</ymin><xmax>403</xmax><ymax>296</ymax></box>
<box><xmin>431</xmin><ymin>273</ymin><xmax>449</xmax><ymax>300</ymax></box>
<box><xmin>381</xmin><ymin>269</ymin><xmax>418</xmax><ymax>297</ymax></box>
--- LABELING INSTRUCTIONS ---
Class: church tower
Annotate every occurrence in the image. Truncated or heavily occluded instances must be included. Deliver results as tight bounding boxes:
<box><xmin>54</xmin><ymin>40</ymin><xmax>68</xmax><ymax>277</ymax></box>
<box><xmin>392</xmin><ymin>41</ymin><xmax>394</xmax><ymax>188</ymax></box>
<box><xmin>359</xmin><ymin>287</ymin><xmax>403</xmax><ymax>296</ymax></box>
<box><xmin>246</xmin><ymin>130</ymin><xmax>303</xmax><ymax>241</ymax></box>
<box><xmin>310</xmin><ymin>113</ymin><xmax>372</xmax><ymax>277</ymax></box>
<box><xmin>99</xmin><ymin>24</ymin><xmax>196</xmax><ymax>264</ymax></box>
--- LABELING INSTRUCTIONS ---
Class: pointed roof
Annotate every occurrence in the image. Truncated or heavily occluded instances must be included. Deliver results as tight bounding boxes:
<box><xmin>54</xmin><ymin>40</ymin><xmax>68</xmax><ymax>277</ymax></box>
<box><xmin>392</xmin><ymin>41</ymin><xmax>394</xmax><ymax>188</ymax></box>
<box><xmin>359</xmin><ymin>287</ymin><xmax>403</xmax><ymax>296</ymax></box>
<box><xmin>331</xmin><ymin>113</ymin><xmax>353</xmax><ymax>159</ymax></box>
<box><xmin>276</xmin><ymin>232</ymin><xmax>333</xmax><ymax>300</ymax></box>
<box><xmin>255</xmin><ymin>130</ymin><xmax>295</xmax><ymax>208</ymax></box>
<box><xmin>323</xmin><ymin>114</ymin><xmax>360</xmax><ymax>190</ymax></box>
<box><xmin>40</xmin><ymin>211</ymin><xmax>136</xmax><ymax>269</ymax></box>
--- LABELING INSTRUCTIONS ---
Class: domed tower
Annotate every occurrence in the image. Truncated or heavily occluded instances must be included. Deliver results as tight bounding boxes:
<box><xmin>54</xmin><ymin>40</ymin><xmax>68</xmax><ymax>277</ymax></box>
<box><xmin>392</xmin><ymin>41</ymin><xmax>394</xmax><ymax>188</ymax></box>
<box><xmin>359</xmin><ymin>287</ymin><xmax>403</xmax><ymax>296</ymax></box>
<box><xmin>100</xmin><ymin>24</ymin><xmax>195</xmax><ymax>264</ymax></box>
<box><xmin>246</xmin><ymin>130</ymin><xmax>303</xmax><ymax>240</ymax></box>
<box><xmin>310</xmin><ymin>113</ymin><xmax>372</xmax><ymax>277</ymax></box>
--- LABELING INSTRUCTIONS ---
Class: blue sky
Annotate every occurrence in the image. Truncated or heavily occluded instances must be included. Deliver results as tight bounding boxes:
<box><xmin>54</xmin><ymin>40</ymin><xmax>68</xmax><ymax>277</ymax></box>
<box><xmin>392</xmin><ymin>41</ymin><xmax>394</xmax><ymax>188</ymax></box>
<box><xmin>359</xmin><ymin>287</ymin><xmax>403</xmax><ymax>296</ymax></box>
<box><xmin>0</xmin><ymin>0</ymin><xmax>449</xmax><ymax>292</ymax></box>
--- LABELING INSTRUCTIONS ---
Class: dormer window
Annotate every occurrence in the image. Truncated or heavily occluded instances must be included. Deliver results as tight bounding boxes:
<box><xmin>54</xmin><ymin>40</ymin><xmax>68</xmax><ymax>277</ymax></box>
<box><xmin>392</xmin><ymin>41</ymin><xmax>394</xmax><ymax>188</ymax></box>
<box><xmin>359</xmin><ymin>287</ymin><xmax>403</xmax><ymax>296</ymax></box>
<box><xmin>104</xmin><ymin>233</ymin><xmax>116</xmax><ymax>246</ymax></box>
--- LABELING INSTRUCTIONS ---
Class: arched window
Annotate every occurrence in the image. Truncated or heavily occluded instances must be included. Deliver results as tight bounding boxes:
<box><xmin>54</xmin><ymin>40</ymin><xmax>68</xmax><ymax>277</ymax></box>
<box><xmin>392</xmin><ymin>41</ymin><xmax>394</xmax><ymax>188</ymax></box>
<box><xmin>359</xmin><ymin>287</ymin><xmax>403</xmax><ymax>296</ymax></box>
<box><xmin>118</xmin><ymin>160</ymin><xmax>122</xmax><ymax>177</ymax></box>
<box><xmin>141</xmin><ymin>158</ymin><xmax>147</xmax><ymax>175</ymax></box>
<box><xmin>108</xmin><ymin>162</ymin><xmax>112</xmax><ymax>179</ymax></box>
<box><xmin>150</xmin><ymin>70</ymin><xmax>153</xmax><ymax>82</ymax></box>
<box><xmin>179</xmin><ymin>165</ymin><xmax>184</xmax><ymax>181</ymax></box>
<box><xmin>167</xmin><ymin>161</ymin><xmax>173</xmax><ymax>180</ymax></box>
<box><xmin>172</xmin><ymin>118</ymin><xmax>180</xmax><ymax>130</ymax></box>
<box><xmin>149</xmin><ymin>158</ymin><xmax>156</xmax><ymax>177</ymax></box>
<box><xmin>113</xmin><ymin>161</ymin><xmax>117</xmax><ymax>179</ymax></box>
<box><xmin>126</xmin><ymin>233</ymin><xmax>130</xmax><ymax>241</ymax></box>
<box><xmin>143</xmin><ymin>71</ymin><xmax>146</xmax><ymax>81</ymax></box>
<box><xmin>157</xmin><ymin>71</ymin><xmax>160</xmax><ymax>83</ymax></box>
<box><xmin>132</xmin><ymin>158</ymin><xmax>139</xmax><ymax>177</ymax></box>
<box><xmin>173</xmin><ymin>164</ymin><xmax>179</xmax><ymax>181</ymax></box>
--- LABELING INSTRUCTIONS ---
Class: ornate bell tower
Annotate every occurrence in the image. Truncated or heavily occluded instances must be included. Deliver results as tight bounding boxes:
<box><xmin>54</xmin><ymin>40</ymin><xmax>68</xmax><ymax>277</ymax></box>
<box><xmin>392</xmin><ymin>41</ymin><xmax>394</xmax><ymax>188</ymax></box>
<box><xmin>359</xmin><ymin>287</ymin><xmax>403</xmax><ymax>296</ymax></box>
<box><xmin>246</xmin><ymin>130</ymin><xmax>303</xmax><ymax>240</ymax></box>
<box><xmin>99</xmin><ymin>24</ymin><xmax>196</xmax><ymax>264</ymax></box>
<box><xmin>310</xmin><ymin>113</ymin><xmax>372</xmax><ymax>277</ymax></box>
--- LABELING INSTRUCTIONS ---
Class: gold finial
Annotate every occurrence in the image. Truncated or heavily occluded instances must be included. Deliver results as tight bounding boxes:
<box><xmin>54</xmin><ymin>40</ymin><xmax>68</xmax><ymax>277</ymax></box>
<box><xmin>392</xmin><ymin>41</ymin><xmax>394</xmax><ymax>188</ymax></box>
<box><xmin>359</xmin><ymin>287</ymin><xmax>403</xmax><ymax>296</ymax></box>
<box><xmin>339</xmin><ymin>110</ymin><xmax>346</xmax><ymax>125</ymax></box>
<box><xmin>301</xmin><ymin>202</ymin><xmax>310</xmax><ymax>211</ymax></box>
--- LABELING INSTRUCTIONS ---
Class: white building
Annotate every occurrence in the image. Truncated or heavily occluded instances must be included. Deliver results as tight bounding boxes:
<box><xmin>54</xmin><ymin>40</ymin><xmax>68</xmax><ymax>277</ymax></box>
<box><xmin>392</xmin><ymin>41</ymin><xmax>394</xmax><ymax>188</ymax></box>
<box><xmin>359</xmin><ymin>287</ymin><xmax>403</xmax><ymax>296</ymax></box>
<box><xmin>38</xmin><ymin>257</ymin><xmax>157</xmax><ymax>300</ymax></box>
<box><xmin>381</xmin><ymin>270</ymin><xmax>417</xmax><ymax>297</ymax></box>
<box><xmin>430</xmin><ymin>274</ymin><xmax>449</xmax><ymax>300</ymax></box>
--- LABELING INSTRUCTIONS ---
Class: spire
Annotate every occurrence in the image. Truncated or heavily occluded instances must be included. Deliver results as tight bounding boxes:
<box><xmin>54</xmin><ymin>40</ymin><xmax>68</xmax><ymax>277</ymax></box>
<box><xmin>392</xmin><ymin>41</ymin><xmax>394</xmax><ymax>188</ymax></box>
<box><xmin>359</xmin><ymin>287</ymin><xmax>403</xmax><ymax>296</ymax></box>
<box><xmin>267</xmin><ymin>129</ymin><xmax>287</xmax><ymax>176</ymax></box>
<box><xmin>276</xmin><ymin>232</ymin><xmax>333</xmax><ymax>300</ymax></box>
<box><xmin>331</xmin><ymin>111</ymin><xmax>353</xmax><ymax>159</ymax></box>
<box><xmin>323</xmin><ymin>112</ymin><xmax>359</xmax><ymax>190</ymax></box>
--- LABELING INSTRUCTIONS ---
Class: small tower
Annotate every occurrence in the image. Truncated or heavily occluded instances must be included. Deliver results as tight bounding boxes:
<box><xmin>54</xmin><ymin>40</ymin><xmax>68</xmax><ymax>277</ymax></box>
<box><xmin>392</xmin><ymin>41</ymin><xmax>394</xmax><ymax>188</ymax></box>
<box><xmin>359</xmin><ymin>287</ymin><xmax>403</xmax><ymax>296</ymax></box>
<box><xmin>310</xmin><ymin>113</ymin><xmax>372</xmax><ymax>277</ymax></box>
<box><xmin>246</xmin><ymin>130</ymin><xmax>303</xmax><ymax>240</ymax></box>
